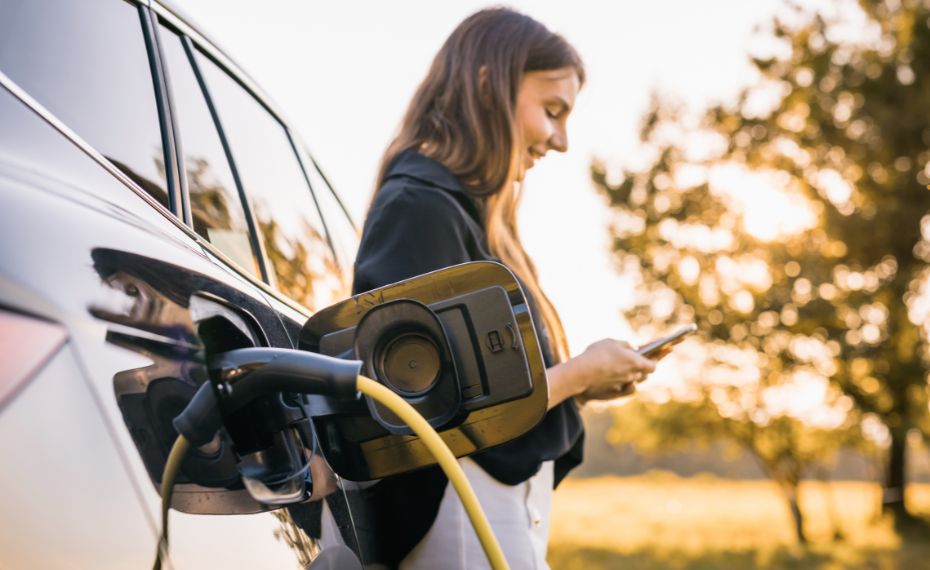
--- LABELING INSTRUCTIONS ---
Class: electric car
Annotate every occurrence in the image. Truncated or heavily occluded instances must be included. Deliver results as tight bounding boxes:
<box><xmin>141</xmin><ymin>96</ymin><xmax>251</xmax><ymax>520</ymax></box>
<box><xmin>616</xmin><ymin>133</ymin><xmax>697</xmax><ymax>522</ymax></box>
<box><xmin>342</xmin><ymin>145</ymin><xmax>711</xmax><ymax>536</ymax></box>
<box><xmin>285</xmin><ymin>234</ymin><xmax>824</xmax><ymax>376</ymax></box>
<box><xmin>0</xmin><ymin>0</ymin><xmax>367</xmax><ymax>566</ymax></box>
<box><xmin>0</xmin><ymin>1</ymin><xmax>548</xmax><ymax>568</ymax></box>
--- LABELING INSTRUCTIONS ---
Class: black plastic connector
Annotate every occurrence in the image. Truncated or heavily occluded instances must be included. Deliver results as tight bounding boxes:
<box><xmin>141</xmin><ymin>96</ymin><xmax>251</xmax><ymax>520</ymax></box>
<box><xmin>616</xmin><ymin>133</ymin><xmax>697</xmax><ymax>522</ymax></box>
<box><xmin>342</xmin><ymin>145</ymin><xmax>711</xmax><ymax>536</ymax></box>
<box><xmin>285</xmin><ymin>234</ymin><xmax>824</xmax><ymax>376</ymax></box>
<box><xmin>172</xmin><ymin>348</ymin><xmax>361</xmax><ymax>449</ymax></box>
<box><xmin>172</xmin><ymin>381</ymin><xmax>222</xmax><ymax>447</ymax></box>
<box><xmin>208</xmin><ymin>348</ymin><xmax>362</xmax><ymax>412</ymax></box>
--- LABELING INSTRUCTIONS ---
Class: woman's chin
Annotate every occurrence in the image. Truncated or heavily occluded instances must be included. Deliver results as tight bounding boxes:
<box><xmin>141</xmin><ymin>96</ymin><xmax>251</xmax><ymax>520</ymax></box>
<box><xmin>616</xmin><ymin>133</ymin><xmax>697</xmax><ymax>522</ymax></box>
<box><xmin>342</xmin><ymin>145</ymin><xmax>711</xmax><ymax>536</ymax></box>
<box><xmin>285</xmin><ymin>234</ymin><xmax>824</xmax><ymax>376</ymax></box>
<box><xmin>516</xmin><ymin>160</ymin><xmax>534</xmax><ymax>181</ymax></box>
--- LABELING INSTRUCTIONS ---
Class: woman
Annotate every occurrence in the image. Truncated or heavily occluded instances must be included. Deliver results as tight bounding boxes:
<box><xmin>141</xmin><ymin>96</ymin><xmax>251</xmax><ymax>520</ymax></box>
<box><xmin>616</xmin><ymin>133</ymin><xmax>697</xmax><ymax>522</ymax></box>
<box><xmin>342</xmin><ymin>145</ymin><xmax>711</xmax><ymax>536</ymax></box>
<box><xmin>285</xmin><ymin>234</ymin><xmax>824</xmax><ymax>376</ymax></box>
<box><xmin>352</xmin><ymin>8</ymin><xmax>657</xmax><ymax>569</ymax></box>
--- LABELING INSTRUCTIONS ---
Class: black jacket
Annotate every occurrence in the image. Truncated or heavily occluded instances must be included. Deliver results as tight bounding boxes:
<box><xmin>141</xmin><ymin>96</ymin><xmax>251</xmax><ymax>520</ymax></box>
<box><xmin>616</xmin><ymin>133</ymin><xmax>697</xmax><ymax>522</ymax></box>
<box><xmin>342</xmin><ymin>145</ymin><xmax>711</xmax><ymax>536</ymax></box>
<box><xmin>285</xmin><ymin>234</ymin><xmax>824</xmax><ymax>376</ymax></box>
<box><xmin>353</xmin><ymin>149</ymin><xmax>584</xmax><ymax>566</ymax></box>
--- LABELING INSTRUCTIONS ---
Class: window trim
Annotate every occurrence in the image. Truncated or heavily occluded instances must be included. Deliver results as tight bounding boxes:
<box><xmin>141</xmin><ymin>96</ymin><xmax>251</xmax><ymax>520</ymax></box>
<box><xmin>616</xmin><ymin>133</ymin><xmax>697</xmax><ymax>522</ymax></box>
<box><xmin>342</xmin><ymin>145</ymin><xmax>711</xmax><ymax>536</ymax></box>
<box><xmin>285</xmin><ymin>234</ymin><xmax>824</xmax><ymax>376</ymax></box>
<box><xmin>292</xmin><ymin>136</ymin><xmax>360</xmax><ymax>283</ymax></box>
<box><xmin>137</xmin><ymin>3</ymin><xmax>180</xmax><ymax>214</ymax></box>
<box><xmin>286</xmin><ymin>129</ymin><xmax>340</xmax><ymax>272</ymax></box>
<box><xmin>300</xmin><ymin>142</ymin><xmax>359</xmax><ymax>234</ymax></box>
<box><xmin>177</xmin><ymin>34</ymin><xmax>272</xmax><ymax>285</ymax></box>
<box><xmin>0</xmin><ymin>69</ymin><xmax>204</xmax><ymax>241</ymax></box>
<box><xmin>145</xmin><ymin>8</ymin><xmax>191</xmax><ymax>226</ymax></box>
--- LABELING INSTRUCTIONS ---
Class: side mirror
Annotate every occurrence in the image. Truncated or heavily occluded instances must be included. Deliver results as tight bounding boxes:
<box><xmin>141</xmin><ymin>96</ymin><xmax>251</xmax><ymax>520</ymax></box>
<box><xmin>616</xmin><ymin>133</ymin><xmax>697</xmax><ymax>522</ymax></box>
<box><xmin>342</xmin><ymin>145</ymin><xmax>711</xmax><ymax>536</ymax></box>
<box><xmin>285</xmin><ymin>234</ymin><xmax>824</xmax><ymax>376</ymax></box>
<box><xmin>300</xmin><ymin>261</ymin><xmax>549</xmax><ymax>481</ymax></box>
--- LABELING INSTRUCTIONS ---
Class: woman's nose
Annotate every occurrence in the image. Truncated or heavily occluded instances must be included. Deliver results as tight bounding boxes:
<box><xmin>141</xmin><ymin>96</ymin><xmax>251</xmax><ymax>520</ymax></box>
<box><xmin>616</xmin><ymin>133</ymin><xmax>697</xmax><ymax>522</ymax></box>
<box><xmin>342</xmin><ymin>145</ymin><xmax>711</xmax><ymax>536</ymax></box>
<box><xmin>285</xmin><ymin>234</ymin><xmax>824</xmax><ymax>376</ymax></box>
<box><xmin>548</xmin><ymin>125</ymin><xmax>568</xmax><ymax>153</ymax></box>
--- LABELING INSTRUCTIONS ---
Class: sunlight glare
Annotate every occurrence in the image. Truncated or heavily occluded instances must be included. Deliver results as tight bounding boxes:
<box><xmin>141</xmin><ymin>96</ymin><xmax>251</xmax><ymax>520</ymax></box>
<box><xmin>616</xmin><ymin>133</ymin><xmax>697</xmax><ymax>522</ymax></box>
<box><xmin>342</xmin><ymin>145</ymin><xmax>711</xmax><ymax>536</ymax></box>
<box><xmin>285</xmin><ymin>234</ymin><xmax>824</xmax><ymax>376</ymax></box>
<box><xmin>709</xmin><ymin>163</ymin><xmax>818</xmax><ymax>241</ymax></box>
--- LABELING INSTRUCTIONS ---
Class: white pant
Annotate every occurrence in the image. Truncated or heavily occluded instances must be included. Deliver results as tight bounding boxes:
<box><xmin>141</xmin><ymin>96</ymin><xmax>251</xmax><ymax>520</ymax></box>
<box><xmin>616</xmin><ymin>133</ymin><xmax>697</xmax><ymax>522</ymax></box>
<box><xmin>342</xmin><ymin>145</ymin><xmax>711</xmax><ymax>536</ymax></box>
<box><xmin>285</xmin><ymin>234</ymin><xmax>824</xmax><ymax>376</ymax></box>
<box><xmin>400</xmin><ymin>458</ymin><xmax>554</xmax><ymax>570</ymax></box>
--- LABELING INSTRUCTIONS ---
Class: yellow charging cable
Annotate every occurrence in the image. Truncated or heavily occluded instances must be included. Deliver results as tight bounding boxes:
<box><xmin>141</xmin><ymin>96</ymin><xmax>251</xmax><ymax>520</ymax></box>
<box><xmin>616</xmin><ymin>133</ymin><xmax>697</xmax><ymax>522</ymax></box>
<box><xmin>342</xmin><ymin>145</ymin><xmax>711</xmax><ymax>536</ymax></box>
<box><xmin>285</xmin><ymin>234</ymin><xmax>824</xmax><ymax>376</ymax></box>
<box><xmin>153</xmin><ymin>434</ymin><xmax>190</xmax><ymax>570</ymax></box>
<box><xmin>155</xmin><ymin>375</ymin><xmax>509</xmax><ymax>570</ymax></box>
<box><xmin>356</xmin><ymin>375</ymin><xmax>509</xmax><ymax>570</ymax></box>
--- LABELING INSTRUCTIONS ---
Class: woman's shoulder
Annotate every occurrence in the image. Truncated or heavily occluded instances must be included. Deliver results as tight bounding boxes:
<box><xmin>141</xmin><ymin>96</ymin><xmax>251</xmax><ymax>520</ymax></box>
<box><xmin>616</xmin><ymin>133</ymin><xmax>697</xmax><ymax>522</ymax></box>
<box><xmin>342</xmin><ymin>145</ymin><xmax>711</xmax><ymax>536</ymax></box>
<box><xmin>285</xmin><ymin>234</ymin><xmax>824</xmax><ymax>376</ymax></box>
<box><xmin>370</xmin><ymin>177</ymin><xmax>476</xmax><ymax>228</ymax></box>
<box><xmin>355</xmin><ymin>173</ymin><xmax>486</xmax><ymax>293</ymax></box>
<box><xmin>374</xmin><ymin>150</ymin><xmax>484</xmax><ymax>226</ymax></box>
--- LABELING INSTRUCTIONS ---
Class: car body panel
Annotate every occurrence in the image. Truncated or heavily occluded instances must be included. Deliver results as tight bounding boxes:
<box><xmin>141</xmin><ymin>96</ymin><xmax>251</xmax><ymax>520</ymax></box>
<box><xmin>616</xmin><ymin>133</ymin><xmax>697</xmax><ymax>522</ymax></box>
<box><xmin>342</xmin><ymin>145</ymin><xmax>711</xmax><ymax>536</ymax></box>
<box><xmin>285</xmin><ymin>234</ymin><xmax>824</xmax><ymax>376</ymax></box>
<box><xmin>0</xmin><ymin>73</ymin><xmax>353</xmax><ymax>567</ymax></box>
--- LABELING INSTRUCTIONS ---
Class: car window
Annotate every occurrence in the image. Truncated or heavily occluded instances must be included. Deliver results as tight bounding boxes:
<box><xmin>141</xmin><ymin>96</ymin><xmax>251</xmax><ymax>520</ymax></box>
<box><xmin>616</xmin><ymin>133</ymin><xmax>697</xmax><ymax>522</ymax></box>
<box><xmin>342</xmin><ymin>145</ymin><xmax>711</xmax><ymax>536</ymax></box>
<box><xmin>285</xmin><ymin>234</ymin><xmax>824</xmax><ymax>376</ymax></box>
<box><xmin>193</xmin><ymin>49</ymin><xmax>344</xmax><ymax>311</ymax></box>
<box><xmin>301</xmin><ymin>150</ymin><xmax>359</xmax><ymax>285</ymax></box>
<box><xmin>158</xmin><ymin>25</ymin><xmax>261</xmax><ymax>278</ymax></box>
<box><xmin>0</xmin><ymin>0</ymin><xmax>170</xmax><ymax>209</ymax></box>
<box><xmin>0</xmin><ymin>83</ymin><xmax>192</xmax><ymax>244</ymax></box>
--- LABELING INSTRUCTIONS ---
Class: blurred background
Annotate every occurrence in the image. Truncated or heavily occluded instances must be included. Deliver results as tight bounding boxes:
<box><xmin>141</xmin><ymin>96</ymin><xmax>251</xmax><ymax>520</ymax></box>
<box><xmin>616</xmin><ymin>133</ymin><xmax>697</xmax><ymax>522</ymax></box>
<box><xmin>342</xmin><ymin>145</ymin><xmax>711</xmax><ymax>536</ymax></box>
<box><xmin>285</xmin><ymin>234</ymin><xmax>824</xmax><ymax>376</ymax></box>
<box><xmin>180</xmin><ymin>1</ymin><xmax>930</xmax><ymax>568</ymax></box>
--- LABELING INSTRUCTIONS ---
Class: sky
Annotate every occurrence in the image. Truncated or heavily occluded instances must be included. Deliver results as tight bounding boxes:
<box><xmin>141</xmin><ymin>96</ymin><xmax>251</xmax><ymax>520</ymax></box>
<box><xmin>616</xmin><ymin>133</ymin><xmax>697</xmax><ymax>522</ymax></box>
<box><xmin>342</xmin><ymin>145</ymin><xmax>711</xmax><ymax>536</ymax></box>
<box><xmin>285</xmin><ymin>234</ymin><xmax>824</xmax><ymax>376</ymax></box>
<box><xmin>176</xmin><ymin>0</ymin><xmax>784</xmax><ymax>374</ymax></box>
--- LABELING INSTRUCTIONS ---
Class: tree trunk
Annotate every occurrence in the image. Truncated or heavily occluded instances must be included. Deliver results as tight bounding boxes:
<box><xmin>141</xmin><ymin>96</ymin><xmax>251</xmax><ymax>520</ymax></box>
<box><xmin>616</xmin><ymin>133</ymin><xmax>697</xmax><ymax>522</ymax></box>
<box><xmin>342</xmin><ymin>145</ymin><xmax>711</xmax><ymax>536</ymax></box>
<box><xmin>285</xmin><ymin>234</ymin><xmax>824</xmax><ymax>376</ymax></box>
<box><xmin>780</xmin><ymin>482</ymin><xmax>807</xmax><ymax>544</ymax></box>
<box><xmin>788</xmin><ymin>496</ymin><xmax>807</xmax><ymax>544</ymax></box>
<box><xmin>884</xmin><ymin>426</ymin><xmax>911</xmax><ymax>529</ymax></box>
<box><xmin>749</xmin><ymin>450</ymin><xmax>808</xmax><ymax>544</ymax></box>
<box><xmin>815</xmin><ymin>467</ymin><xmax>844</xmax><ymax>540</ymax></box>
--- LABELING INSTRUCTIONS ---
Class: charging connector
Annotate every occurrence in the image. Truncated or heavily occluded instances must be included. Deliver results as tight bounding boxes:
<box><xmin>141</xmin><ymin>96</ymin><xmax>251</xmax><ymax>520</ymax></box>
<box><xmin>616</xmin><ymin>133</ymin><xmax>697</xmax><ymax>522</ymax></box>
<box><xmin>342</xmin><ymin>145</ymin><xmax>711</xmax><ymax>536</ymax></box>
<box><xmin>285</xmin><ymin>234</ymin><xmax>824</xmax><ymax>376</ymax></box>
<box><xmin>155</xmin><ymin>349</ymin><xmax>509</xmax><ymax>570</ymax></box>
<box><xmin>171</xmin><ymin>348</ymin><xmax>361</xmax><ymax>446</ymax></box>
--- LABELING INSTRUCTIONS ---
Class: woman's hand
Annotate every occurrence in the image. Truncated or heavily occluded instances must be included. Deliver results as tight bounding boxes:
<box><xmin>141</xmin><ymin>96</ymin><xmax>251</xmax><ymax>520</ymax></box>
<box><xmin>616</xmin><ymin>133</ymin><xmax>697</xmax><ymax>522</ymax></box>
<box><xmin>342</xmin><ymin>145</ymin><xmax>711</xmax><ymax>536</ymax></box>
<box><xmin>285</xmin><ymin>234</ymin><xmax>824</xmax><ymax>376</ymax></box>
<box><xmin>575</xmin><ymin>380</ymin><xmax>638</xmax><ymax>404</ymax></box>
<box><xmin>547</xmin><ymin>339</ymin><xmax>657</xmax><ymax>409</ymax></box>
<box><xmin>575</xmin><ymin>344</ymin><xmax>675</xmax><ymax>403</ymax></box>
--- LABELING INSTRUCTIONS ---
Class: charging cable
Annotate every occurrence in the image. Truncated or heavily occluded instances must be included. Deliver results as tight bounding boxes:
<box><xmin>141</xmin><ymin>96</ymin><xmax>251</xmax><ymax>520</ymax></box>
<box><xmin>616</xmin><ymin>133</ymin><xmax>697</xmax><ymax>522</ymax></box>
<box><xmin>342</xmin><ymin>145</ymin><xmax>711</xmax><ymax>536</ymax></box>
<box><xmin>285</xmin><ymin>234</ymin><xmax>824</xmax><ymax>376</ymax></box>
<box><xmin>355</xmin><ymin>375</ymin><xmax>508</xmax><ymax>570</ymax></box>
<box><xmin>154</xmin><ymin>364</ymin><xmax>509</xmax><ymax>570</ymax></box>
<box><xmin>152</xmin><ymin>434</ymin><xmax>189</xmax><ymax>570</ymax></box>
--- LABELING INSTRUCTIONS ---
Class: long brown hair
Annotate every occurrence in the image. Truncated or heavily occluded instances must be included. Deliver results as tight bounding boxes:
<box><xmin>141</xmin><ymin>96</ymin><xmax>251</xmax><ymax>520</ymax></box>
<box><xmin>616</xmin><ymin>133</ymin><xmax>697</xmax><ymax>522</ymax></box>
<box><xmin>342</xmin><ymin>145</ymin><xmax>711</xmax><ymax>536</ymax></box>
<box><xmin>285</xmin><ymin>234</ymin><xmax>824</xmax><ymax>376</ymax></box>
<box><xmin>372</xmin><ymin>7</ymin><xmax>584</xmax><ymax>363</ymax></box>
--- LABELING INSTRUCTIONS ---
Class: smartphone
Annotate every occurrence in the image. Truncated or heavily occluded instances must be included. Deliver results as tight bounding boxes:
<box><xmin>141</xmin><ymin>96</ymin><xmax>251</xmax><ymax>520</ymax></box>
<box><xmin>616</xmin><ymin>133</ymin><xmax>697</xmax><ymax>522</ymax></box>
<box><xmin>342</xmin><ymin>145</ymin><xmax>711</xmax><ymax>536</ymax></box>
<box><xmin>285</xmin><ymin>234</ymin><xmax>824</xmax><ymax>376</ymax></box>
<box><xmin>636</xmin><ymin>324</ymin><xmax>698</xmax><ymax>357</ymax></box>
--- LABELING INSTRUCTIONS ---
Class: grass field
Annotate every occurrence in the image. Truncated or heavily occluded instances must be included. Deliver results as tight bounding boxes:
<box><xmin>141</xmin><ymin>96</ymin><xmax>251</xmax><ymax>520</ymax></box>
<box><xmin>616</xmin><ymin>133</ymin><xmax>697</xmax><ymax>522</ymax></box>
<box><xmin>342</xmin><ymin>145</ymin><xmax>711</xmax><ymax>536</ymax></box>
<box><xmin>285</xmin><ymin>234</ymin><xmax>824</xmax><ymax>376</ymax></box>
<box><xmin>548</xmin><ymin>473</ymin><xmax>930</xmax><ymax>569</ymax></box>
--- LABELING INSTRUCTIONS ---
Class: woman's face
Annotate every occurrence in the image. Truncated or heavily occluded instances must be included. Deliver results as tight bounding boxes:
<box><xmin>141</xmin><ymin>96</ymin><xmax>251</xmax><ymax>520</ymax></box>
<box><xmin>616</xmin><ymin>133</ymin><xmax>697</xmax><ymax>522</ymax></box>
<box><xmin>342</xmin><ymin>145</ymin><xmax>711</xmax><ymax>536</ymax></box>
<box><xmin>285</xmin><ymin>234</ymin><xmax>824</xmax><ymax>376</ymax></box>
<box><xmin>514</xmin><ymin>66</ymin><xmax>581</xmax><ymax>179</ymax></box>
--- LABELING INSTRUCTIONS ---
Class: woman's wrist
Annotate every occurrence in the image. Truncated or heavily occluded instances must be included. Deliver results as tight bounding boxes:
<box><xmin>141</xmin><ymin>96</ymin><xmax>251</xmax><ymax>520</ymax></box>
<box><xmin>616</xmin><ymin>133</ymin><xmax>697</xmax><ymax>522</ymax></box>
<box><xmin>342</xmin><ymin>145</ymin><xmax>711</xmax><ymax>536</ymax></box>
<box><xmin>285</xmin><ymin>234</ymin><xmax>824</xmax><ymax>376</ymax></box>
<box><xmin>546</xmin><ymin>358</ymin><xmax>587</xmax><ymax>410</ymax></box>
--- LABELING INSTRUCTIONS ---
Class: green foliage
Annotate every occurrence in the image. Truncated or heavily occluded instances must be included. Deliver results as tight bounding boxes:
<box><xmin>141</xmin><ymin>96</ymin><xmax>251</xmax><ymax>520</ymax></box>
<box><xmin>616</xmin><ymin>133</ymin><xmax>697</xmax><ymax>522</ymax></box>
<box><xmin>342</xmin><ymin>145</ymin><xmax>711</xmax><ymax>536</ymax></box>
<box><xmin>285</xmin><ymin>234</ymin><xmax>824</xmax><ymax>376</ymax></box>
<box><xmin>594</xmin><ymin>0</ymin><xmax>930</xmax><ymax>524</ymax></box>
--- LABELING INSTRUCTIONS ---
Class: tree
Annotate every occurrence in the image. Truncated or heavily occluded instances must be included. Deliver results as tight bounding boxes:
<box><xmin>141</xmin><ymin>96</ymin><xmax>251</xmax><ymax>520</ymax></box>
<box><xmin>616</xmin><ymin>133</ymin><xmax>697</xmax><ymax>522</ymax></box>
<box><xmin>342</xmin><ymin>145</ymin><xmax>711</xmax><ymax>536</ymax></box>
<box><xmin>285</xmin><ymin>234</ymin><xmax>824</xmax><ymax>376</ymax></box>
<box><xmin>606</xmin><ymin>397</ymin><xmax>865</xmax><ymax>543</ymax></box>
<box><xmin>595</xmin><ymin>0</ymin><xmax>930</xmax><ymax>530</ymax></box>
